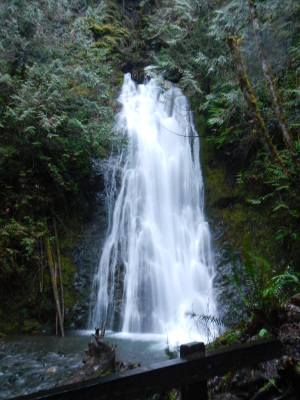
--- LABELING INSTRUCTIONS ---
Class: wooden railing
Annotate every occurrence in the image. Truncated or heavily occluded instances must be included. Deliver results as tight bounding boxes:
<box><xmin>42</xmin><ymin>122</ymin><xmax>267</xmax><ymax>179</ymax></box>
<box><xmin>13</xmin><ymin>338</ymin><xmax>282</xmax><ymax>400</ymax></box>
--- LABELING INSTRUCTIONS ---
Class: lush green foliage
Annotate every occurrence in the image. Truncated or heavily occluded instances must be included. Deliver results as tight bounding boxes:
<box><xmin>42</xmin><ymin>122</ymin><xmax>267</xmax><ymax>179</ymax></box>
<box><xmin>0</xmin><ymin>1</ymin><xmax>124</xmax><ymax>334</ymax></box>
<box><xmin>230</xmin><ymin>252</ymin><xmax>300</xmax><ymax>331</ymax></box>
<box><xmin>0</xmin><ymin>0</ymin><xmax>117</xmax><ymax>279</ymax></box>
<box><xmin>231</xmin><ymin>253</ymin><xmax>281</xmax><ymax>327</ymax></box>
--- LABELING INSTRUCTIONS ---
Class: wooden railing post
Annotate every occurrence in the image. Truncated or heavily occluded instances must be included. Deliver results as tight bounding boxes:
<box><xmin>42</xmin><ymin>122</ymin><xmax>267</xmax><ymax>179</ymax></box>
<box><xmin>180</xmin><ymin>342</ymin><xmax>208</xmax><ymax>400</ymax></box>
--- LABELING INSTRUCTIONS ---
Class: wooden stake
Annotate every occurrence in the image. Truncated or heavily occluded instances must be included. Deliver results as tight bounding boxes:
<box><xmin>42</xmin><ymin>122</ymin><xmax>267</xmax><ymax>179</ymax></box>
<box><xmin>180</xmin><ymin>342</ymin><xmax>208</xmax><ymax>400</ymax></box>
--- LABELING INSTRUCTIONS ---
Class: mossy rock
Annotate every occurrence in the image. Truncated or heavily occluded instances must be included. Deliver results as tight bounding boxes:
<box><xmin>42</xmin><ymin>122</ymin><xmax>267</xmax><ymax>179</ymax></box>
<box><xmin>87</xmin><ymin>0</ymin><xmax>148</xmax><ymax>82</ymax></box>
<box><xmin>206</xmin><ymin>329</ymin><xmax>243</xmax><ymax>351</ymax></box>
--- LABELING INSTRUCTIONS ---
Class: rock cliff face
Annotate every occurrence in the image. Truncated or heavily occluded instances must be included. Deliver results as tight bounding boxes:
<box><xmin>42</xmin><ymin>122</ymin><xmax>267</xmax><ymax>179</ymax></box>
<box><xmin>72</xmin><ymin>159</ymin><xmax>118</xmax><ymax>329</ymax></box>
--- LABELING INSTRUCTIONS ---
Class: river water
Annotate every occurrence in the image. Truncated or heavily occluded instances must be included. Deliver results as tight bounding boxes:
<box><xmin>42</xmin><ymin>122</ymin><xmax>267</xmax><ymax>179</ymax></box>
<box><xmin>0</xmin><ymin>330</ymin><xmax>170</xmax><ymax>399</ymax></box>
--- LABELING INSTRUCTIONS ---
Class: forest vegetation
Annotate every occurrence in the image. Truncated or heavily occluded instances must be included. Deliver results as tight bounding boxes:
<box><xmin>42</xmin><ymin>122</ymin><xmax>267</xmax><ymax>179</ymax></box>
<box><xmin>143</xmin><ymin>0</ymin><xmax>300</xmax><ymax>328</ymax></box>
<box><xmin>0</xmin><ymin>0</ymin><xmax>119</xmax><ymax>334</ymax></box>
<box><xmin>0</xmin><ymin>0</ymin><xmax>300</xmax><ymax>340</ymax></box>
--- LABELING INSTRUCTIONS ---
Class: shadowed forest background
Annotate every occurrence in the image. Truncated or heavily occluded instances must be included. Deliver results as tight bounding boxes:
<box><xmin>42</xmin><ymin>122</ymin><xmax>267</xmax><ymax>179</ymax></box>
<box><xmin>0</xmin><ymin>0</ymin><xmax>300</xmax><ymax>342</ymax></box>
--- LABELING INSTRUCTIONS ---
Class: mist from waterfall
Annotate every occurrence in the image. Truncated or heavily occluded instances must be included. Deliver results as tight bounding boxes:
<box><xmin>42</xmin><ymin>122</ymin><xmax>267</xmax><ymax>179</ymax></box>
<box><xmin>89</xmin><ymin>74</ymin><xmax>215</xmax><ymax>346</ymax></box>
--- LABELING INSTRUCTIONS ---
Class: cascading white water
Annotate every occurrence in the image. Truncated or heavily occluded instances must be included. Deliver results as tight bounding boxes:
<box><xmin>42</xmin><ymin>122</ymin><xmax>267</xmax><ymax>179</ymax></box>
<box><xmin>90</xmin><ymin>74</ymin><xmax>215</xmax><ymax>344</ymax></box>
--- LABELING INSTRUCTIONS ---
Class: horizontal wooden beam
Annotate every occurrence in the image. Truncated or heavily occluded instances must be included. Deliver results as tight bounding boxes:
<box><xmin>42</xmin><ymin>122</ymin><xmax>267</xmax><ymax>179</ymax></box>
<box><xmin>13</xmin><ymin>338</ymin><xmax>282</xmax><ymax>400</ymax></box>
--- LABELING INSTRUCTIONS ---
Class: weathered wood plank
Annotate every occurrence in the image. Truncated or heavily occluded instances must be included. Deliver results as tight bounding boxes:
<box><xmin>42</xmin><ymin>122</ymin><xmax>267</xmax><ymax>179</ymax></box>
<box><xmin>12</xmin><ymin>338</ymin><xmax>282</xmax><ymax>400</ymax></box>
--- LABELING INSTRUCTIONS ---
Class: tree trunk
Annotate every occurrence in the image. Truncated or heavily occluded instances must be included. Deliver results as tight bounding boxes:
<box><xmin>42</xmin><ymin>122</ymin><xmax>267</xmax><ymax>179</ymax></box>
<box><xmin>53</xmin><ymin>215</ymin><xmax>64</xmax><ymax>326</ymax></box>
<box><xmin>44</xmin><ymin>218</ymin><xmax>65</xmax><ymax>337</ymax></box>
<box><xmin>226</xmin><ymin>35</ymin><xmax>289</xmax><ymax>176</ymax></box>
<box><xmin>248</xmin><ymin>1</ymin><xmax>296</xmax><ymax>153</ymax></box>
<box><xmin>206</xmin><ymin>2</ymin><xmax>212</xmax><ymax>94</ymax></box>
<box><xmin>39</xmin><ymin>237</ymin><xmax>43</xmax><ymax>293</ymax></box>
<box><xmin>85</xmin><ymin>325</ymin><xmax>116</xmax><ymax>375</ymax></box>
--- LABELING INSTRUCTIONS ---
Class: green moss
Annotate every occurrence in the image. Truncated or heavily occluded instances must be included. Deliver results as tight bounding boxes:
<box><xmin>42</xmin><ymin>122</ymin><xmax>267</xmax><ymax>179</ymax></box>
<box><xmin>206</xmin><ymin>329</ymin><xmax>236</xmax><ymax>350</ymax></box>
<box><xmin>87</xmin><ymin>1</ymin><xmax>134</xmax><ymax>63</ymax></box>
<box><xmin>91</xmin><ymin>42</ymin><xmax>106</xmax><ymax>48</ymax></box>
<box><xmin>104</xmin><ymin>36</ymin><xmax>119</xmax><ymax>48</ymax></box>
<box><xmin>22</xmin><ymin>319</ymin><xmax>41</xmax><ymax>333</ymax></box>
<box><xmin>89</xmin><ymin>23</ymin><xmax>113</xmax><ymax>36</ymax></box>
<box><xmin>89</xmin><ymin>23</ymin><xmax>130</xmax><ymax>40</ymax></box>
<box><xmin>87</xmin><ymin>0</ymin><xmax>148</xmax><ymax>82</ymax></box>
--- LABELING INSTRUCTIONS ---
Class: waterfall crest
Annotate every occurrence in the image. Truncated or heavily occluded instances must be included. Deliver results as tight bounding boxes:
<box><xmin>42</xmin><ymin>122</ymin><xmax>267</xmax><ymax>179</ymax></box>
<box><xmin>90</xmin><ymin>74</ymin><xmax>215</xmax><ymax>343</ymax></box>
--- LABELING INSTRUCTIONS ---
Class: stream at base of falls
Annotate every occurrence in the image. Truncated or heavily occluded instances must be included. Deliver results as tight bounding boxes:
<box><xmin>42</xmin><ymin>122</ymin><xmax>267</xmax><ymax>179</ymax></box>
<box><xmin>0</xmin><ymin>331</ymin><xmax>171</xmax><ymax>399</ymax></box>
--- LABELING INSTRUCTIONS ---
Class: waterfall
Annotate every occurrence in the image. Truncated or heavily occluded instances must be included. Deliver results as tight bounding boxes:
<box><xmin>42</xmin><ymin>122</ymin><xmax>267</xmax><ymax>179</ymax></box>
<box><xmin>90</xmin><ymin>74</ymin><xmax>215</xmax><ymax>344</ymax></box>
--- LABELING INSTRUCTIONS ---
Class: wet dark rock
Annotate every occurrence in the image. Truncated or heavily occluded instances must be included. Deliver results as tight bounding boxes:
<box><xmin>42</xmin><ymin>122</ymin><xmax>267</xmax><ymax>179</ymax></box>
<box><xmin>206</xmin><ymin>213</ymin><xmax>245</xmax><ymax>326</ymax></box>
<box><xmin>72</xmin><ymin>157</ymin><xmax>123</xmax><ymax>329</ymax></box>
<box><xmin>8</xmin><ymin>374</ymin><xmax>17</xmax><ymax>384</ymax></box>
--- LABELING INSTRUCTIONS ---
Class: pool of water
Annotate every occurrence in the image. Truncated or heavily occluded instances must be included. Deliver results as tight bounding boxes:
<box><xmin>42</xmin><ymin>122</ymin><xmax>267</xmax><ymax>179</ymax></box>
<box><xmin>0</xmin><ymin>330</ymin><xmax>174</xmax><ymax>399</ymax></box>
